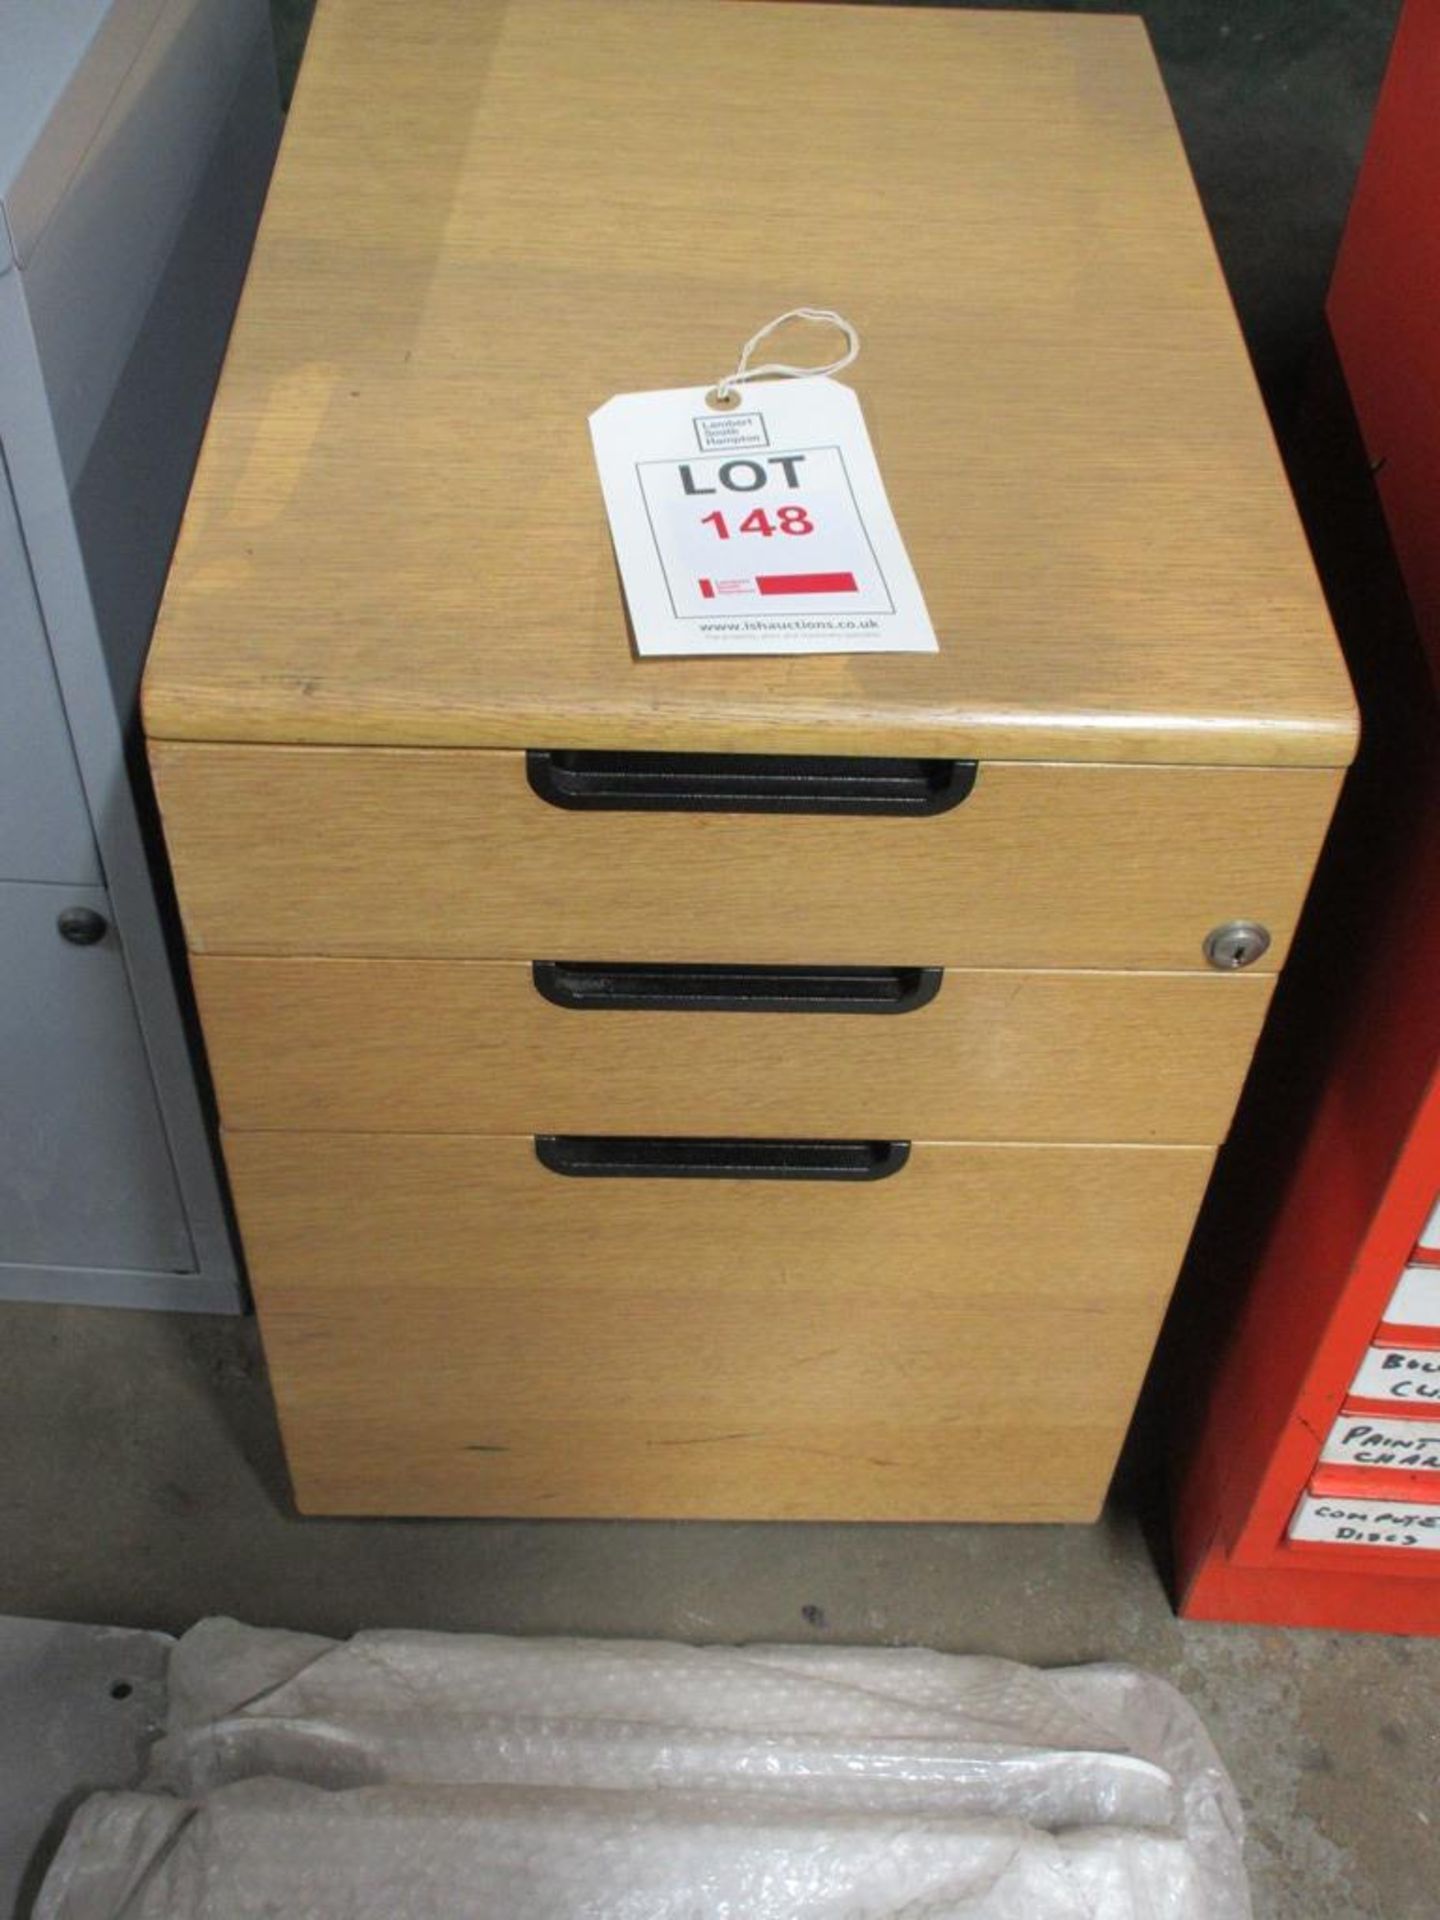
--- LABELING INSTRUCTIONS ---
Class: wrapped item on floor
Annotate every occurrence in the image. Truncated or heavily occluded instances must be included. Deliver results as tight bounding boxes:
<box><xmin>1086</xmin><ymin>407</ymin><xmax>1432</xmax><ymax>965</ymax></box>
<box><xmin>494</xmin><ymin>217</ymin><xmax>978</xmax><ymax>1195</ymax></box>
<box><xmin>35</xmin><ymin>1621</ymin><xmax>1250</xmax><ymax>1919</ymax></box>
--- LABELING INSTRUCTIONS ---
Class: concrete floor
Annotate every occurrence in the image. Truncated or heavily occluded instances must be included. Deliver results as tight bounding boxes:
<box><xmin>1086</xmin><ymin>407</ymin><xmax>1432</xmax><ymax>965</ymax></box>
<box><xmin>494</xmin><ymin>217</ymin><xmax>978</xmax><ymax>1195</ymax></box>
<box><xmin>0</xmin><ymin>1303</ymin><xmax>1435</xmax><ymax>1920</ymax></box>
<box><xmin>5</xmin><ymin>4</ymin><xmax>1436</xmax><ymax>1918</ymax></box>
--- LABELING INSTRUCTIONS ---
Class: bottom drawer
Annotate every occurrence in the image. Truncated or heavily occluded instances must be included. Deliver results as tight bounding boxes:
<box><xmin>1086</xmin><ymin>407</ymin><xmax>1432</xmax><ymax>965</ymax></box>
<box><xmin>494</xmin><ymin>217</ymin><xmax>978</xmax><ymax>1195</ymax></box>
<box><xmin>1289</xmin><ymin>1496</ymin><xmax>1440</xmax><ymax>1554</ymax></box>
<box><xmin>226</xmin><ymin>1132</ymin><xmax>1215</xmax><ymax>1522</ymax></box>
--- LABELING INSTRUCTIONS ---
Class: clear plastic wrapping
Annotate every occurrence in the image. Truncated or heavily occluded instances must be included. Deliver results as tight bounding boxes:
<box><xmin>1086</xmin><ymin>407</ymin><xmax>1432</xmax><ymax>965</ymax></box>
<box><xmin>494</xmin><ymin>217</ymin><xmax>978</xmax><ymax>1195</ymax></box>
<box><xmin>37</xmin><ymin>1621</ymin><xmax>1250</xmax><ymax>1918</ymax></box>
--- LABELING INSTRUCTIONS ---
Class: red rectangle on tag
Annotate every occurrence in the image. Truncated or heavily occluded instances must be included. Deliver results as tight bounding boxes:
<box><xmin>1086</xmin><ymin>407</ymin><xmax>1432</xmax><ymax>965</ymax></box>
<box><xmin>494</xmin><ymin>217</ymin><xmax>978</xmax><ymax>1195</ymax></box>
<box><xmin>757</xmin><ymin>572</ymin><xmax>858</xmax><ymax>597</ymax></box>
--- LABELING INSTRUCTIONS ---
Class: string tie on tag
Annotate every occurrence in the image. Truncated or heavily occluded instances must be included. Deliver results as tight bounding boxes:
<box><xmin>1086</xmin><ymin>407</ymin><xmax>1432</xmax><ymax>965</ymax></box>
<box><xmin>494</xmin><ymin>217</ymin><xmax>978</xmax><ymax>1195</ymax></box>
<box><xmin>708</xmin><ymin>308</ymin><xmax>860</xmax><ymax>410</ymax></box>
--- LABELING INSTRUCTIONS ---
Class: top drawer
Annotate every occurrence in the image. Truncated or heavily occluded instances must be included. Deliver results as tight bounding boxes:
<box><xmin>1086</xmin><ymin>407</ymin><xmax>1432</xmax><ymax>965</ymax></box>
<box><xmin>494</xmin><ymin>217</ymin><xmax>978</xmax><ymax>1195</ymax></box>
<box><xmin>151</xmin><ymin>744</ymin><xmax>1339</xmax><ymax>969</ymax></box>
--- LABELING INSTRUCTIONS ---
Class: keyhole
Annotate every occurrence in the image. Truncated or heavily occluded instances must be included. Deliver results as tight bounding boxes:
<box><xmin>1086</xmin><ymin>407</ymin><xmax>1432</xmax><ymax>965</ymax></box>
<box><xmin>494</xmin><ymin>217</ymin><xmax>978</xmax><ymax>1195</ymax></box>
<box><xmin>1204</xmin><ymin>921</ymin><xmax>1270</xmax><ymax>970</ymax></box>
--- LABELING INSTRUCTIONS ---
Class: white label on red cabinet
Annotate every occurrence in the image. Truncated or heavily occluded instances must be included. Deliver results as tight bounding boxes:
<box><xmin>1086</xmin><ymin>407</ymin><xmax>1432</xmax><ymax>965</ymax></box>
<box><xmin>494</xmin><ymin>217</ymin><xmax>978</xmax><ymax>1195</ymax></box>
<box><xmin>1419</xmin><ymin>1196</ymin><xmax>1440</xmax><ymax>1252</ymax></box>
<box><xmin>1321</xmin><ymin>1416</ymin><xmax>1440</xmax><ymax>1474</ymax></box>
<box><xmin>1383</xmin><ymin>1265</ymin><xmax>1440</xmax><ymax>1332</ymax></box>
<box><xmin>1350</xmin><ymin>1345</ymin><xmax>1440</xmax><ymax>1407</ymax></box>
<box><xmin>1290</xmin><ymin>1496</ymin><xmax>1440</xmax><ymax>1551</ymax></box>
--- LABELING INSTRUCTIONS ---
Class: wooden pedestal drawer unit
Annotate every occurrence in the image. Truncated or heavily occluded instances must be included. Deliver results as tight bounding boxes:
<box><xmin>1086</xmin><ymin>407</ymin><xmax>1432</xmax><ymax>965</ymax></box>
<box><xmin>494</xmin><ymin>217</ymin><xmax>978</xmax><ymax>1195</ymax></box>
<box><xmin>143</xmin><ymin>0</ymin><xmax>1356</xmax><ymax>1520</ymax></box>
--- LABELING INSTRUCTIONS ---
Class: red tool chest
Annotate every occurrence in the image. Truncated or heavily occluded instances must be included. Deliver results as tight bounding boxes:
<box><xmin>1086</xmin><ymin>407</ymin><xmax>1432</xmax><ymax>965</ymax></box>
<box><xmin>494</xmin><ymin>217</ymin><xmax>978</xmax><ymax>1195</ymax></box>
<box><xmin>1175</xmin><ymin>0</ymin><xmax>1440</xmax><ymax>1632</ymax></box>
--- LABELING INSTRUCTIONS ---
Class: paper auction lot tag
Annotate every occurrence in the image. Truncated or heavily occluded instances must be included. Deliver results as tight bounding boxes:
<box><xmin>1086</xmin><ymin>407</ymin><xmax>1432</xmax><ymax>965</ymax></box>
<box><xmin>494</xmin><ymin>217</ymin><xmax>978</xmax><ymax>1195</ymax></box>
<box><xmin>590</xmin><ymin>320</ymin><xmax>937</xmax><ymax>657</ymax></box>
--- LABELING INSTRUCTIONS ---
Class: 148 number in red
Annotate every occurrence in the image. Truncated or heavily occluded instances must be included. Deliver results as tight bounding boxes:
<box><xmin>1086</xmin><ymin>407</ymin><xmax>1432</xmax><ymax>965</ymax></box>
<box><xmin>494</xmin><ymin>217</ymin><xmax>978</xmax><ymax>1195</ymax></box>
<box><xmin>700</xmin><ymin>507</ymin><xmax>814</xmax><ymax>540</ymax></box>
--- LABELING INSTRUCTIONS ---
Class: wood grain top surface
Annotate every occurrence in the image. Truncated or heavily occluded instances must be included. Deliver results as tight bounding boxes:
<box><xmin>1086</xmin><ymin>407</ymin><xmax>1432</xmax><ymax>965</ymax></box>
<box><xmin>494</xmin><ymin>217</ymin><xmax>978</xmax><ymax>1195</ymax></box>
<box><xmin>144</xmin><ymin>0</ymin><xmax>1355</xmax><ymax>764</ymax></box>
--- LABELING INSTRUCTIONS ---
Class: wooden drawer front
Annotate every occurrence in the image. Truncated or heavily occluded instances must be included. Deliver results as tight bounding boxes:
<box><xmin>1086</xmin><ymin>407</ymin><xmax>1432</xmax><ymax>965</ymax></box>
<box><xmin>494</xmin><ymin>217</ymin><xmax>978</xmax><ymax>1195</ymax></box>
<box><xmin>153</xmin><ymin>744</ymin><xmax>1339</xmax><ymax>971</ymax></box>
<box><xmin>197</xmin><ymin>957</ymin><xmax>1271</xmax><ymax>1145</ymax></box>
<box><xmin>225</xmin><ymin>1132</ymin><xmax>1215</xmax><ymax>1521</ymax></box>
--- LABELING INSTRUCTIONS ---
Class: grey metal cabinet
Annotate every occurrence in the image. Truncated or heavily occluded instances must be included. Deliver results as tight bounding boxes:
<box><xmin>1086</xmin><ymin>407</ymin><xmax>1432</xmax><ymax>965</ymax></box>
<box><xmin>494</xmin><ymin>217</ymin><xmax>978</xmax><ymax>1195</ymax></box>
<box><xmin>0</xmin><ymin>472</ymin><xmax>99</xmax><ymax>885</ymax></box>
<box><xmin>0</xmin><ymin>881</ymin><xmax>193</xmax><ymax>1274</ymax></box>
<box><xmin>0</xmin><ymin>0</ymin><xmax>280</xmax><ymax>1309</ymax></box>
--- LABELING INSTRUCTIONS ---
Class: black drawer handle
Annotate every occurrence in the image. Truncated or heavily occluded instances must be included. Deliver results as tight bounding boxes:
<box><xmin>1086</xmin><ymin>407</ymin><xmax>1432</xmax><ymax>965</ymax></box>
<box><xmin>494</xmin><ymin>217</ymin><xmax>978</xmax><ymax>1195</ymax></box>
<box><xmin>535</xmin><ymin>1136</ymin><xmax>911</xmax><ymax>1181</ymax></box>
<box><xmin>532</xmin><ymin>961</ymin><xmax>943</xmax><ymax>1015</ymax></box>
<box><xmin>526</xmin><ymin>749</ymin><xmax>977</xmax><ymax>816</ymax></box>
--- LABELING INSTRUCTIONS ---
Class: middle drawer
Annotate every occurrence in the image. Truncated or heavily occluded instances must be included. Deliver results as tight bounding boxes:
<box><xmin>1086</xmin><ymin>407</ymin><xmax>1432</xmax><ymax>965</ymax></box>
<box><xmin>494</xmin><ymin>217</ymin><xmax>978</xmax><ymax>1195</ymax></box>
<box><xmin>195</xmin><ymin>956</ymin><xmax>1271</xmax><ymax>1141</ymax></box>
